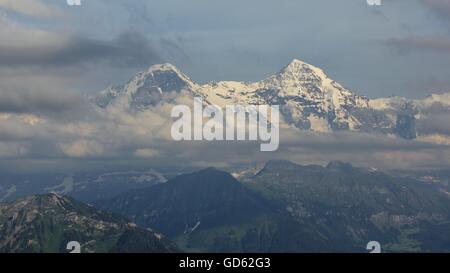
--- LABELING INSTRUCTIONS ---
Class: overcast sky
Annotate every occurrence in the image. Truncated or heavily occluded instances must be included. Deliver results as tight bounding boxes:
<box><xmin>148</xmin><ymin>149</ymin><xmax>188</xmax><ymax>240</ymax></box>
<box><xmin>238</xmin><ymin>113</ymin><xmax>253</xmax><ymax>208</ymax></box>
<box><xmin>0</xmin><ymin>0</ymin><xmax>450</xmax><ymax>99</ymax></box>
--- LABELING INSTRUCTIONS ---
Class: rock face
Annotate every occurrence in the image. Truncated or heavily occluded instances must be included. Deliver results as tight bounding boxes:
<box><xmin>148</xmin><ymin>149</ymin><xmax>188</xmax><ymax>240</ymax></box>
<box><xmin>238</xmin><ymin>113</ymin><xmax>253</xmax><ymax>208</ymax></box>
<box><xmin>91</xmin><ymin>59</ymin><xmax>450</xmax><ymax>139</ymax></box>
<box><xmin>395</xmin><ymin>102</ymin><xmax>418</xmax><ymax>140</ymax></box>
<box><xmin>0</xmin><ymin>193</ymin><xmax>178</xmax><ymax>253</ymax></box>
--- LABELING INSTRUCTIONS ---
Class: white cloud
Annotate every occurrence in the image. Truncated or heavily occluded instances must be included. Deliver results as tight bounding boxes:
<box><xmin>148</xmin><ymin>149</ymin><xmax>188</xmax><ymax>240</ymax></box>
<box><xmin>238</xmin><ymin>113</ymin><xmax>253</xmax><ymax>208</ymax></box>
<box><xmin>0</xmin><ymin>0</ymin><xmax>64</xmax><ymax>18</ymax></box>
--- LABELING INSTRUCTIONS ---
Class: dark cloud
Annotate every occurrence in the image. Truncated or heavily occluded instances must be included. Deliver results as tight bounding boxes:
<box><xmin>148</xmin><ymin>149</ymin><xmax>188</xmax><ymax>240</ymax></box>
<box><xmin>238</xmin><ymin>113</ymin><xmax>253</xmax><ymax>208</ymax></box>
<box><xmin>0</xmin><ymin>31</ymin><xmax>161</xmax><ymax>67</ymax></box>
<box><xmin>120</xmin><ymin>1</ymin><xmax>153</xmax><ymax>27</ymax></box>
<box><xmin>385</xmin><ymin>35</ymin><xmax>450</xmax><ymax>53</ymax></box>
<box><xmin>159</xmin><ymin>36</ymin><xmax>191</xmax><ymax>63</ymax></box>
<box><xmin>110</xmin><ymin>32</ymin><xmax>163</xmax><ymax>67</ymax></box>
<box><xmin>416</xmin><ymin>103</ymin><xmax>450</xmax><ymax>135</ymax></box>
<box><xmin>422</xmin><ymin>0</ymin><xmax>450</xmax><ymax>20</ymax></box>
<box><xmin>418</xmin><ymin>113</ymin><xmax>450</xmax><ymax>135</ymax></box>
<box><xmin>0</xmin><ymin>88</ymin><xmax>86</xmax><ymax>115</ymax></box>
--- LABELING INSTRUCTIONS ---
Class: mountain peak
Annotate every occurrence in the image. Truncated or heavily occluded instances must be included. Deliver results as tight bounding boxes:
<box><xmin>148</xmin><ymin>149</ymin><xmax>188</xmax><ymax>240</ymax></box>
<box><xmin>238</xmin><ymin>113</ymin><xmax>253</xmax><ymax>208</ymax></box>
<box><xmin>261</xmin><ymin>58</ymin><xmax>335</xmax><ymax>98</ymax></box>
<box><xmin>172</xmin><ymin>167</ymin><xmax>237</xmax><ymax>185</ymax></box>
<box><xmin>144</xmin><ymin>63</ymin><xmax>193</xmax><ymax>84</ymax></box>
<box><xmin>11</xmin><ymin>193</ymin><xmax>74</xmax><ymax>212</ymax></box>
<box><xmin>95</xmin><ymin>62</ymin><xmax>196</xmax><ymax>109</ymax></box>
<box><xmin>147</xmin><ymin>63</ymin><xmax>181</xmax><ymax>73</ymax></box>
<box><xmin>264</xmin><ymin>160</ymin><xmax>300</xmax><ymax>169</ymax></box>
<box><xmin>287</xmin><ymin>58</ymin><xmax>309</xmax><ymax>66</ymax></box>
<box><xmin>279</xmin><ymin>58</ymin><xmax>324</xmax><ymax>76</ymax></box>
<box><xmin>16</xmin><ymin>192</ymin><xmax>62</xmax><ymax>203</ymax></box>
<box><xmin>326</xmin><ymin>161</ymin><xmax>354</xmax><ymax>172</ymax></box>
<box><xmin>93</xmin><ymin>58</ymin><xmax>406</xmax><ymax>137</ymax></box>
<box><xmin>97</xmin><ymin>167</ymin><xmax>271</xmax><ymax>238</ymax></box>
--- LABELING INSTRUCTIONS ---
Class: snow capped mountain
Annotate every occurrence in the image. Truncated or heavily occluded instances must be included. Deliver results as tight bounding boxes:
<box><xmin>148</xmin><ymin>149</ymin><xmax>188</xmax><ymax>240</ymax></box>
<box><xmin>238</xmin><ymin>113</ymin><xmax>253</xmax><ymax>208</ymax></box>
<box><xmin>259</xmin><ymin>59</ymin><xmax>390</xmax><ymax>133</ymax></box>
<box><xmin>198</xmin><ymin>59</ymin><xmax>382</xmax><ymax>133</ymax></box>
<box><xmin>95</xmin><ymin>59</ymin><xmax>448</xmax><ymax>139</ymax></box>
<box><xmin>95</xmin><ymin>63</ymin><xmax>197</xmax><ymax>110</ymax></box>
